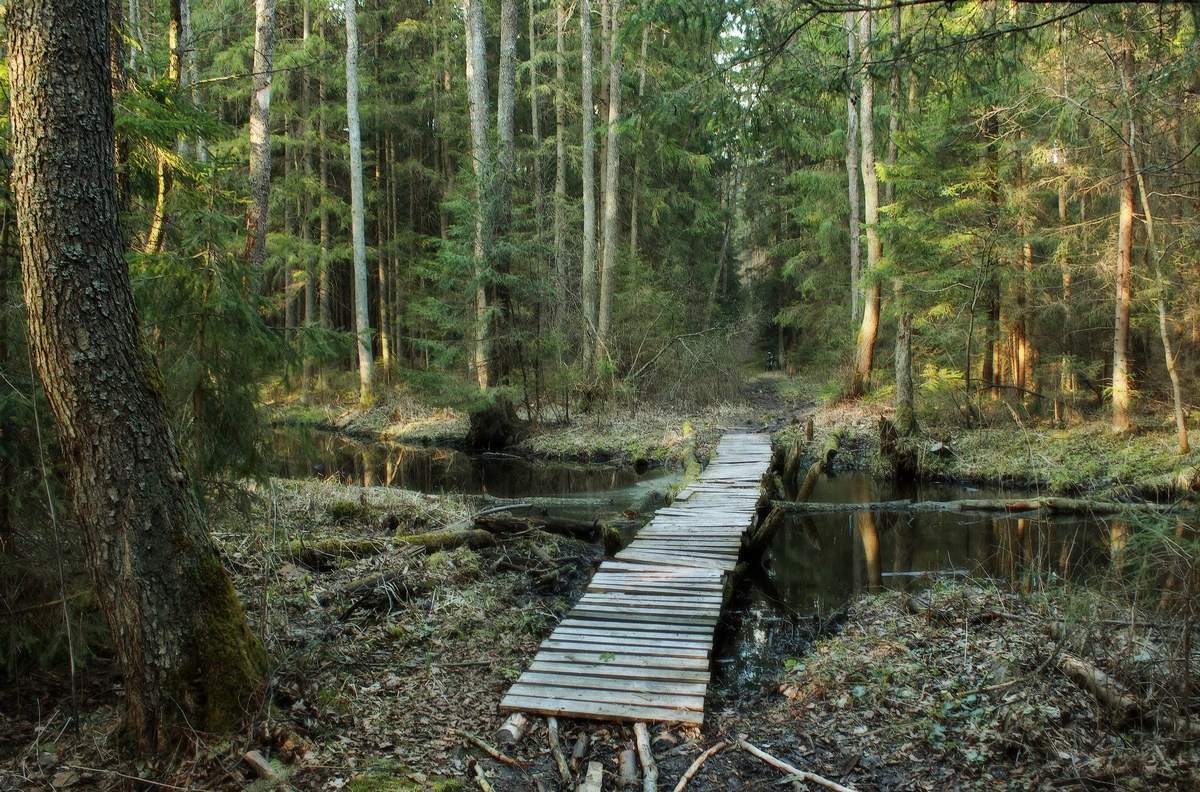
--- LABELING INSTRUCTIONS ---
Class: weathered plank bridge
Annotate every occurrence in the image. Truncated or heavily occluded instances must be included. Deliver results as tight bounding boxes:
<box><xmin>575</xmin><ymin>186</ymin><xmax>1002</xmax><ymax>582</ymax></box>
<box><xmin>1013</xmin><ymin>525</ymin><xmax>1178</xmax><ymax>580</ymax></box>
<box><xmin>499</xmin><ymin>433</ymin><xmax>772</xmax><ymax>725</ymax></box>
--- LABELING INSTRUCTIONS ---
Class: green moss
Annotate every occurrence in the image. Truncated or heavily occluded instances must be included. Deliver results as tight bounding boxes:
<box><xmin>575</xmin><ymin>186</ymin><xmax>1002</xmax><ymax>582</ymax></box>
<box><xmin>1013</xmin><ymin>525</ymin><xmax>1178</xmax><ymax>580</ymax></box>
<box><xmin>327</xmin><ymin>498</ymin><xmax>375</xmax><ymax>524</ymax></box>
<box><xmin>344</xmin><ymin>762</ymin><xmax>464</xmax><ymax>792</ymax></box>
<box><xmin>184</xmin><ymin>551</ymin><xmax>269</xmax><ymax>732</ymax></box>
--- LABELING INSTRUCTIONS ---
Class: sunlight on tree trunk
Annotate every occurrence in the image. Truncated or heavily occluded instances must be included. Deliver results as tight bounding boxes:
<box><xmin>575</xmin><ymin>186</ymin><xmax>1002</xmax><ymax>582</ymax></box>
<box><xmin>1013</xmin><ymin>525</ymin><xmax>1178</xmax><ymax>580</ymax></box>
<box><xmin>463</xmin><ymin>0</ymin><xmax>492</xmax><ymax>389</ymax></box>
<box><xmin>247</xmin><ymin>0</ymin><xmax>275</xmax><ymax>277</ymax></box>
<box><xmin>850</xmin><ymin>8</ymin><xmax>881</xmax><ymax>399</ymax></box>
<box><xmin>345</xmin><ymin>0</ymin><xmax>374</xmax><ymax>404</ymax></box>
<box><xmin>594</xmin><ymin>0</ymin><xmax>624</xmax><ymax>369</ymax></box>
<box><xmin>1111</xmin><ymin>43</ymin><xmax>1135</xmax><ymax>434</ymax></box>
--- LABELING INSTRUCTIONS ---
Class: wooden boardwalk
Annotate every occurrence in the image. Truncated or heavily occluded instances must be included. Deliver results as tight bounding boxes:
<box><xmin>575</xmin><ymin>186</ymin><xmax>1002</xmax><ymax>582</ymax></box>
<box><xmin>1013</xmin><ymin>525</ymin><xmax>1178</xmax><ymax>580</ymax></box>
<box><xmin>499</xmin><ymin>433</ymin><xmax>772</xmax><ymax>725</ymax></box>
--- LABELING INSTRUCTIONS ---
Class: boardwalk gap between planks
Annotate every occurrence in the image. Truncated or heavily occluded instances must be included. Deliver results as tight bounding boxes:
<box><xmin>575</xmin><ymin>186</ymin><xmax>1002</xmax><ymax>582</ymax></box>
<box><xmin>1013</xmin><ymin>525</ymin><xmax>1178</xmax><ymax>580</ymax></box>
<box><xmin>499</xmin><ymin>433</ymin><xmax>772</xmax><ymax>725</ymax></box>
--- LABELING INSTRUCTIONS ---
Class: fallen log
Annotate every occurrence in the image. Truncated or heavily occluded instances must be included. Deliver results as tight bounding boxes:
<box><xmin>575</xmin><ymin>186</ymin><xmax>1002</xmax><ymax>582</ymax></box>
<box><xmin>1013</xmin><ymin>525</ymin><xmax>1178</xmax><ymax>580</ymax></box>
<box><xmin>737</xmin><ymin>738</ymin><xmax>857</xmax><ymax>792</ymax></box>
<box><xmin>455</xmin><ymin>727</ymin><xmax>525</xmax><ymax>767</ymax></box>
<box><xmin>547</xmin><ymin>717</ymin><xmax>572</xmax><ymax>787</ymax></box>
<box><xmin>768</xmin><ymin>497</ymin><xmax>1189</xmax><ymax>516</ymax></box>
<box><xmin>493</xmin><ymin>713</ymin><xmax>530</xmax><ymax>747</ymax></box>
<box><xmin>395</xmin><ymin>528</ymin><xmax>497</xmax><ymax>552</ymax></box>
<box><xmin>670</xmin><ymin>741</ymin><xmax>726</xmax><ymax>792</ymax></box>
<box><xmin>1057</xmin><ymin>654</ymin><xmax>1139</xmax><ymax>723</ymax></box>
<box><xmin>475</xmin><ymin>512</ymin><xmax>600</xmax><ymax>541</ymax></box>
<box><xmin>633</xmin><ymin>723</ymin><xmax>658</xmax><ymax>792</ymax></box>
<box><xmin>618</xmin><ymin>745</ymin><xmax>639</xmax><ymax>788</ymax></box>
<box><xmin>579</xmin><ymin>761</ymin><xmax>603</xmax><ymax>792</ymax></box>
<box><xmin>284</xmin><ymin>537</ymin><xmax>389</xmax><ymax>568</ymax></box>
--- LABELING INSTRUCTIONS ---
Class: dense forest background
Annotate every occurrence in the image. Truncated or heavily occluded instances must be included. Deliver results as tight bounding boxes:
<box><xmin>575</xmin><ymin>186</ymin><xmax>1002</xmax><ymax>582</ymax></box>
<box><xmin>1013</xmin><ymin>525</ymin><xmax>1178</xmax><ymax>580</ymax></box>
<box><xmin>1</xmin><ymin>0</ymin><xmax>1198</xmax><ymax>769</ymax></box>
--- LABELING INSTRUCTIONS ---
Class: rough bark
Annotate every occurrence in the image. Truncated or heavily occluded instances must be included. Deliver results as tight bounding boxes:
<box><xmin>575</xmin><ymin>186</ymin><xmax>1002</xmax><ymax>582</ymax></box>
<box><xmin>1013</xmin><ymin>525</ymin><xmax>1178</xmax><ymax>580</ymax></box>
<box><xmin>345</xmin><ymin>0</ymin><xmax>374</xmax><ymax>404</ymax></box>
<box><xmin>7</xmin><ymin>0</ymin><xmax>265</xmax><ymax>751</ymax></box>
<box><xmin>849</xmin><ymin>8</ymin><xmax>881</xmax><ymax>398</ymax></box>
<box><xmin>594</xmin><ymin>0</ymin><xmax>624</xmax><ymax>367</ymax></box>
<box><xmin>580</xmin><ymin>0</ymin><xmax>598</xmax><ymax>353</ymax></box>
<box><xmin>1111</xmin><ymin>43</ymin><xmax>1135</xmax><ymax>433</ymax></box>
<box><xmin>845</xmin><ymin>11</ymin><xmax>861</xmax><ymax>322</ymax></box>
<box><xmin>247</xmin><ymin>0</ymin><xmax>276</xmax><ymax>275</ymax></box>
<box><xmin>464</xmin><ymin>0</ymin><xmax>493</xmax><ymax>388</ymax></box>
<box><xmin>887</xmin><ymin>4</ymin><xmax>915</xmax><ymax>434</ymax></box>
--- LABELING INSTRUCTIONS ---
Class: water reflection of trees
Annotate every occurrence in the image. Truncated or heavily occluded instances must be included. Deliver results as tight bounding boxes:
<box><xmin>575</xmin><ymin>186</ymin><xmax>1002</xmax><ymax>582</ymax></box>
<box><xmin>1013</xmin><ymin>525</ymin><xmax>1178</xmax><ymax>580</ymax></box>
<box><xmin>766</xmin><ymin>505</ymin><xmax>1110</xmax><ymax>615</ymax></box>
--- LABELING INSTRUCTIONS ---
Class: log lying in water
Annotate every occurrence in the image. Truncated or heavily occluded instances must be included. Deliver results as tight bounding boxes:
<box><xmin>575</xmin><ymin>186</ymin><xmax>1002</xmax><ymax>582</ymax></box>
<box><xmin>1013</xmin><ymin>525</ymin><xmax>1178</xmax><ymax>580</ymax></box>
<box><xmin>768</xmin><ymin>497</ymin><xmax>1189</xmax><ymax>516</ymax></box>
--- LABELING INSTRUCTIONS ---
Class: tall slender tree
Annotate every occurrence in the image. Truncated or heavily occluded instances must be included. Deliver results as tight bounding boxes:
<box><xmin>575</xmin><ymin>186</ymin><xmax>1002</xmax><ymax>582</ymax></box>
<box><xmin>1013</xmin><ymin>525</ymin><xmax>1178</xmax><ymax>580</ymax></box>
<box><xmin>849</xmin><ymin>7</ymin><xmax>881</xmax><ymax>398</ymax></box>
<box><xmin>580</xmin><ymin>0</ymin><xmax>598</xmax><ymax>354</ymax></box>
<box><xmin>553</xmin><ymin>0</ymin><xmax>569</xmax><ymax>332</ymax></box>
<box><xmin>345</xmin><ymin>0</ymin><xmax>374</xmax><ymax>403</ymax></box>
<box><xmin>845</xmin><ymin>11</ymin><xmax>861</xmax><ymax>322</ymax></box>
<box><xmin>247</xmin><ymin>0</ymin><xmax>276</xmax><ymax>275</ymax></box>
<box><xmin>7</xmin><ymin>0</ymin><xmax>265</xmax><ymax>751</ymax></box>
<box><xmin>594</xmin><ymin>0</ymin><xmax>623</xmax><ymax>366</ymax></box>
<box><xmin>464</xmin><ymin>0</ymin><xmax>493</xmax><ymax>388</ymax></box>
<box><xmin>1111</xmin><ymin>41</ymin><xmax>1134</xmax><ymax>433</ymax></box>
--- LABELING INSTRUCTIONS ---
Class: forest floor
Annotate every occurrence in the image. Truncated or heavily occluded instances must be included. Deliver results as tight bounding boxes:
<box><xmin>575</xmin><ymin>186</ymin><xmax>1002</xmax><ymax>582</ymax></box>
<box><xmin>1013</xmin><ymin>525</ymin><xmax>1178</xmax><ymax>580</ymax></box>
<box><xmin>3</xmin><ymin>373</ymin><xmax>1197</xmax><ymax>790</ymax></box>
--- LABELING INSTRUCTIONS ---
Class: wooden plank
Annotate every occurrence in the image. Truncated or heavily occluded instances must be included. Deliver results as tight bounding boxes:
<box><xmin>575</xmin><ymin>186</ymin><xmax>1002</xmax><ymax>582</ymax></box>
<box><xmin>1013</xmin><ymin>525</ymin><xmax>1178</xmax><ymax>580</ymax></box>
<box><xmin>541</xmin><ymin>639</ymin><xmax>708</xmax><ymax>659</ymax></box>
<box><xmin>550</xmin><ymin>628</ymin><xmax>712</xmax><ymax>648</ymax></box>
<box><xmin>516</xmin><ymin>671</ymin><xmax>708</xmax><ymax>696</ymax></box>
<box><xmin>569</xmin><ymin>608</ymin><xmax>719</xmax><ymax>627</ymax></box>
<box><xmin>498</xmin><ymin>694</ymin><xmax>704</xmax><ymax>725</ymax></box>
<box><xmin>533</xmin><ymin>650</ymin><xmax>710</xmax><ymax>670</ymax></box>
<box><xmin>506</xmin><ymin>682</ymin><xmax>703</xmax><ymax>711</ymax></box>
<box><xmin>528</xmin><ymin>660</ymin><xmax>710</xmax><ymax>683</ymax></box>
<box><xmin>557</xmin><ymin>617</ymin><xmax>712</xmax><ymax>635</ymax></box>
<box><xmin>614</xmin><ymin>551</ymin><xmax>730</xmax><ymax>570</ymax></box>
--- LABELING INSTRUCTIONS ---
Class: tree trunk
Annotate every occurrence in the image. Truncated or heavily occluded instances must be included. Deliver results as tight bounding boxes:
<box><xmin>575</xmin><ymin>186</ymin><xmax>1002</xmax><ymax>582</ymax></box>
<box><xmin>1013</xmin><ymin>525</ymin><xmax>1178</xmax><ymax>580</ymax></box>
<box><xmin>629</xmin><ymin>24</ymin><xmax>648</xmax><ymax>259</ymax></box>
<box><xmin>580</xmin><ymin>0</ymin><xmax>598</xmax><ymax>355</ymax></box>
<box><xmin>1111</xmin><ymin>43</ymin><xmax>1135</xmax><ymax>433</ymax></box>
<box><xmin>594</xmin><ymin>0</ymin><xmax>623</xmax><ymax>367</ymax></box>
<box><xmin>887</xmin><ymin>3</ymin><xmax>914</xmax><ymax>434</ymax></box>
<box><xmin>301</xmin><ymin>0</ymin><xmax>316</xmax><ymax>382</ymax></box>
<box><xmin>345</xmin><ymin>0</ymin><xmax>374</xmax><ymax>404</ymax></box>
<box><xmin>247</xmin><ymin>0</ymin><xmax>276</xmax><ymax>276</ymax></box>
<box><xmin>849</xmin><ymin>8</ymin><xmax>881</xmax><ymax>398</ymax></box>
<box><xmin>376</xmin><ymin>130</ymin><xmax>391</xmax><ymax>370</ymax></box>
<box><xmin>464</xmin><ymin>0</ymin><xmax>492</xmax><ymax>389</ymax></box>
<box><xmin>7</xmin><ymin>0</ymin><xmax>265</xmax><ymax>751</ymax></box>
<box><xmin>1122</xmin><ymin>60</ymin><xmax>1190</xmax><ymax>454</ymax></box>
<box><xmin>554</xmin><ymin>0</ymin><xmax>568</xmax><ymax>333</ymax></box>
<box><xmin>317</xmin><ymin>67</ymin><xmax>332</xmax><ymax>332</ymax></box>
<box><xmin>845</xmin><ymin>11</ymin><xmax>861</xmax><ymax>322</ymax></box>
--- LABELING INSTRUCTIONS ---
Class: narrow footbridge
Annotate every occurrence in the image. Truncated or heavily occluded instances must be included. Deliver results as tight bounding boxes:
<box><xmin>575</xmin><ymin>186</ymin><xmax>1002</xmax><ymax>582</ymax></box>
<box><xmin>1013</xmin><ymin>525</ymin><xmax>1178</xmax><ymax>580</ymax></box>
<box><xmin>499</xmin><ymin>433</ymin><xmax>772</xmax><ymax>725</ymax></box>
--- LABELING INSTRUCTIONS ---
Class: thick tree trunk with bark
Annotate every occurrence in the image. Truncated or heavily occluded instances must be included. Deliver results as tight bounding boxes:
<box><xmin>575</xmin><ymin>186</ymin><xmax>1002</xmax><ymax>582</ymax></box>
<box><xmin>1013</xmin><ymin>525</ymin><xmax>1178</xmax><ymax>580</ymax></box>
<box><xmin>1111</xmin><ymin>44</ymin><xmax>1135</xmax><ymax>433</ymax></box>
<box><xmin>345</xmin><ymin>0</ymin><xmax>374</xmax><ymax>404</ymax></box>
<box><xmin>7</xmin><ymin>0</ymin><xmax>265</xmax><ymax>752</ymax></box>
<box><xmin>845</xmin><ymin>11</ymin><xmax>861</xmax><ymax>322</ymax></box>
<box><xmin>464</xmin><ymin>0</ymin><xmax>493</xmax><ymax>388</ymax></box>
<box><xmin>594</xmin><ymin>0</ymin><xmax>623</xmax><ymax>367</ymax></box>
<box><xmin>247</xmin><ymin>0</ymin><xmax>276</xmax><ymax>275</ymax></box>
<box><xmin>849</xmin><ymin>8</ymin><xmax>881</xmax><ymax>398</ymax></box>
<box><xmin>580</xmin><ymin>0</ymin><xmax>598</xmax><ymax>355</ymax></box>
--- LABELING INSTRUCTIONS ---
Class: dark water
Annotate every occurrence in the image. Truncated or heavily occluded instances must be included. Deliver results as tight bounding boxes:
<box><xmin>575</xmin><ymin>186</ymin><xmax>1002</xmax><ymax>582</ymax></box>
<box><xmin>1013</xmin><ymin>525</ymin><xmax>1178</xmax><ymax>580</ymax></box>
<box><xmin>268</xmin><ymin>427</ymin><xmax>679</xmax><ymax>506</ymax></box>
<box><xmin>713</xmin><ymin>472</ymin><xmax>1122</xmax><ymax>698</ymax></box>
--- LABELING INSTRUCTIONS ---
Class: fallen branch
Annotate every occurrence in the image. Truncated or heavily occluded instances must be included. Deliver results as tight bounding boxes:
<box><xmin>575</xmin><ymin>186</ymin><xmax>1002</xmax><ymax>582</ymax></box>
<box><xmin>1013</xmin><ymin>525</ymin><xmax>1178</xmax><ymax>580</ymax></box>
<box><xmin>453</xmin><ymin>728</ymin><xmax>526</xmax><ymax>767</ymax></box>
<box><xmin>1057</xmin><ymin>654</ymin><xmax>1140</xmax><ymax>722</ymax></box>
<box><xmin>670</xmin><ymin>741</ymin><xmax>726</xmax><ymax>792</ymax></box>
<box><xmin>633</xmin><ymin>723</ymin><xmax>658</xmax><ymax>792</ymax></box>
<box><xmin>473</xmin><ymin>763</ymin><xmax>497</xmax><ymax>792</ymax></box>
<box><xmin>476</xmin><ymin>513</ymin><xmax>601</xmax><ymax>541</ymax></box>
<box><xmin>737</xmin><ymin>738</ymin><xmax>858</xmax><ymax>792</ymax></box>
<box><xmin>769</xmin><ymin>497</ymin><xmax>1188</xmax><ymax>516</ymax></box>
<box><xmin>547</xmin><ymin>717</ymin><xmax>573</xmax><ymax>787</ymax></box>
